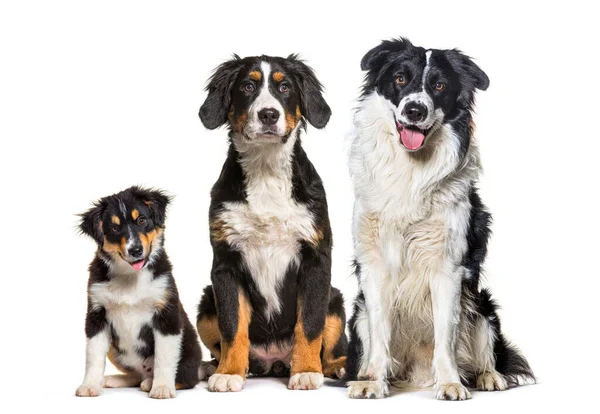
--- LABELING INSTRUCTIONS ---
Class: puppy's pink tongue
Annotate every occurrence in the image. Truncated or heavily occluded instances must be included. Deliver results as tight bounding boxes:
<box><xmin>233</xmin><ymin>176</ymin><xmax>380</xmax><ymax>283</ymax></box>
<box><xmin>400</xmin><ymin>128</ymin><xmax>425</xmax><ymax>150</ymax></box>
<box><xmin>131</xmin><ymin>260</ymin><xmax>145</xmax><ymax>270</ymax></box>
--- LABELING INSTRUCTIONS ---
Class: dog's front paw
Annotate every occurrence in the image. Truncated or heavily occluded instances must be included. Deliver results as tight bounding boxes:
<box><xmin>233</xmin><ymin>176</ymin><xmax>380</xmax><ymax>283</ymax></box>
<box><xmin>434</xmin><ymin>382</ymin><xmax>471</xmax><ymax>401</ymax></box>
<box><xmin>288</xmin><ymin>372</ymin><xmax>324</xmax><ymax>390</ymax></box>
<box><xmin>75</xmin><ymin>383</ymin><xmax>102</xmax><ymax>397</ymax></box>
<box><xmin>140</xmin><ymin>378</ymin><xmax>153</xmax><ymax>392</ymax></box>
<box><xmin>477</xmin><ymin>371</ymin><xmax>508</xmax><ymax>391</ymax></box>
<box><xmin>149</xmin><ymin>384</ymin><xmax>176</xmax><ymax>399</ymax></box>
<box><xmin>347</xmin><ymin>380</ymin><xmax>388</xmax><ymax>399</ymax></box>
<box><xmin>208</xmin><ymin>374</ymin><xmax>245</xmax><ymax>392</ymax></box>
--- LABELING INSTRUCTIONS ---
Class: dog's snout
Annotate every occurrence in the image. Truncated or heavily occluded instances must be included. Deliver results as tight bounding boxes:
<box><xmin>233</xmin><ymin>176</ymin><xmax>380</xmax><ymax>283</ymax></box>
<box><xmin>404</xmin><ymin>102</ymin><xmax>428</xmax><ymax>123</ymax></box>
<box><xmin>258</xmin><ymin>108</ymin><xmax>280</xmax><ymax>126</ymax></box>
<box><xmin>128</xmin><ymin>245</ymin><xmax>143</xmax><ymax>258</ymax></box>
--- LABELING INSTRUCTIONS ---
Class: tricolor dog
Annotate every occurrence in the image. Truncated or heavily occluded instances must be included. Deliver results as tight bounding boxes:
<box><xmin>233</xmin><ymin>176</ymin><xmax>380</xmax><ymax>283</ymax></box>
<box><xmin>345</xmin><ymin>38</ymin><xmax>534</xmax><ymax>400</ymax></box>
<box><xmin>75</xmin><ymin>186</ymin><xmax>203</xmax><ymax>399</ymax></box>
<box><xmin>196</xmin><ymin>55</ymin><xmax>347</xmax><ymax>392</ymax></box>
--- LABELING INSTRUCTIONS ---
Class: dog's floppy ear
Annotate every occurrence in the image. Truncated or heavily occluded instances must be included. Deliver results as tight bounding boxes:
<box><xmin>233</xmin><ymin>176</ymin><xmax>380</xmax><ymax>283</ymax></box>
<box><xmin>289</xmin><ymin>55</ymin><xmax>331</xmax><ymax>129</ymax></box>
<box><xmin>447</xmin><ymin>49</ymin><xmax>489</xmax><ymax>106</ymax></box>
<box><xmin>79</xmin><ymin>199</ymin><xmax>107</xmax><ymax>245</ymax></box>
<box><xmin>361</xmin><ymin>37</ymin><xmax>412</xmax><ymax>71</ymax></box>
<box><xmin>199</xmin><ymin>56</ymin><xmax>243</xmax><ymax>130</ymax></box>
<box><xmin>131</xmin><ymin>186</ymin><xmax>171</xmax><ymax>228</ymax></box>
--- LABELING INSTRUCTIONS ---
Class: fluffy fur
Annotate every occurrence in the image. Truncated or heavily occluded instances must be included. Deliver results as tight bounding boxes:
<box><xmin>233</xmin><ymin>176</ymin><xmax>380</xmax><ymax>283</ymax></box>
<box><xmin>75</xmin><ymin>186</ymin><xmax>203</xmax><ymax>399</ymax></box>
<box><xmin>344</xmin><ymin>38</ymin><xmax>534</xmax><ymax>400</ymax></box>
<box><xmin>196</xmin><ymin>55</ymin><xmax>347</xmax><ymax>392</ymax></box>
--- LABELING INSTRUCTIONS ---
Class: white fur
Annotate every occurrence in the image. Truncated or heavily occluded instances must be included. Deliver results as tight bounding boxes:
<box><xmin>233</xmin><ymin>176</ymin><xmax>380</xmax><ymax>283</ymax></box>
<box><xmin>88</xmin><ymin>269</ymin><xmax>173</xmax><ymax>379</ymax></box>
<box><xmin>349</xmin><ymin>91</ymin><xmax>488</xmax><ymax>399</ymax></box>
<box><xmin>288</xmin><ymin>372</ymin><xmax>324</xmax><ymax>390</ymax></box>
<box><xmin>76</xmin><ymin>329</ymin><xmax>110</xmax><ymax>396</ymax></box>
<box><xmin>149</xmin><ymin>331</ymin><xmax>182</xmax><ymax>399</ymax></box>
<box><xmin>218</xmin><ymin>129</ymin><xmax>317</xmax><ymax>320</ymax></box>
<box><xmin>208</xmin><ymin>374</ymin><xmax>244</xmax><ymax>392</ymax></box>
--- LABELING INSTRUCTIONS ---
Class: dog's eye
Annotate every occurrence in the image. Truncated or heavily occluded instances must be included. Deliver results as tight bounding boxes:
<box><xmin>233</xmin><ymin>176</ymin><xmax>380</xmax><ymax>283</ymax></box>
<box><xmin>279</xmin><ymin>84</ymin><xmax>289</xmax><ymax>93</ymax></box>
<box><xmin>435</xmin><ymin>82</ymin><xmax>446</xmax><ymax>91</ymax></box>
<box><xmin>395</xmin><ymin>74</ymin><xmax>407</xmax><ymax>85</ymax></box>
<box><xmin>110</xmin><ymin>224</ymin><xmax>120</xmax><ymax>233</ymax></box>
<box><xmin>244</xmin><ymin>83</ymin><xmax>255</xmax><ymax>93</ymax></box>
<box><xmin>137</xmin><ymin>217</ymin><xmax>146</xmax><ymax>225</ymax></box>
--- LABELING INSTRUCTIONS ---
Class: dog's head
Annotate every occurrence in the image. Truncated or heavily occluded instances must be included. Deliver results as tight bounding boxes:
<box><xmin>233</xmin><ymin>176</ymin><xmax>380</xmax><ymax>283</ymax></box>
<box><xmin>79</xmin><ymin>186</ymin><xmax>170</xmax><ymax>271</ymax></box>
<box><xmin>199</xmin><ymin>54</ymin><xmax>331</xmax><ymax>143</ymax></box>
<box><xmin>361</xmin><ymin>38</ymin><xmax>489</xmax><ymax>152</ymax></box>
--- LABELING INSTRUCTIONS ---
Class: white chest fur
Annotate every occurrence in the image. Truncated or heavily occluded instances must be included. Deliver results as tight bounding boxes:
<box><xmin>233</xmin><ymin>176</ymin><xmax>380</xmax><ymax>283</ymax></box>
<box><xmin>89</xmin><ymin>269</ymin><xmax>169</xmax><ymax>374</ymax></box>
<box><xmin>218</xmin><ymin>134</ymin><xmax>317</xmax><ymax>320</ymax></box>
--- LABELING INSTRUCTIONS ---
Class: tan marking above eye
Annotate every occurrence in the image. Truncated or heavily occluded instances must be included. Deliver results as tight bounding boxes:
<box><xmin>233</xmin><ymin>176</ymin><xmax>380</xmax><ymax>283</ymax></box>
<box><xmin>249</xmin><ymin>71</ymin><xmax>261</xmax><ymax>81</ymax></box>
<box><xmin>272</xmin><ymin>71</ymin><xmax>284</xmax><ymax>83</ymax></box>
<box><xmin>131</xmin><ymin>209</ymin><xmax>139</xmax><ymax>220</ymax></box>
<box><xmin>111</xmin><ymin>216</ymin><xmax>120</xmax><ymax>225</ymax></box>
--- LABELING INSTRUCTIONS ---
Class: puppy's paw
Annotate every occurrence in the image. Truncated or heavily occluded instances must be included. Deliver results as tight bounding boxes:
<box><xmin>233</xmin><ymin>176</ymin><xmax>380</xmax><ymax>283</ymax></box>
<box><xmin>477</xmin><ymin>371</ymin><xmax>508</xmax><ymax>391</ymax></box>
<box><xmin>149</xmin><ymin>384</ymin><xmax>176</xmax><ymax>399</ymax></box>
<box><xmin>347</xmin><ymin>380</ymin><xmax>388</xmax><ymax>399</ymax></box>
<box><xmin>434</xmin><ymin>382</ymin><xmax>471</xmax><ymax>401</ymax></box>
<box><xmin>103</xmin><ymin>374</ymin><xmax>140</xmax><ymax>388</ymax></box>
<box><xmin>140</xmin><ymin>378</ymin><xmax>153</xmax><ymax>392</ymax></box>
<box><xmin>288</xmin><ymin>372</ymin><xmax>324</xmax><ymax>390</ymax></box>
<box><xmin>75</xmin><ymin>383</ymin><xmax>102</xmax><ymax>397</ymax></box>
<box><xmin>208</xmin><ymin>374</ymin><xmax>244</xmax><ymax>392</ymax></box>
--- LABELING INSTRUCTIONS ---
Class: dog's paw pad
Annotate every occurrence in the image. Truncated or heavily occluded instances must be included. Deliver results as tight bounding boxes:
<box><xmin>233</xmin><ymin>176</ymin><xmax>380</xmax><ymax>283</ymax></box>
<box><xmin>347</xmin><ymin>380</ymin><xmax>388</xmax><ymax>399</ymax></box>
<box><xmin>208</xmin><ymin>374</ymin><xmax>244</xmax><ymax>392</ymax></box>
<box><xmin>140</xmin><ymin>378</ymin><xmax>153</xmax><ymax>392</ymax></box>
<box><xmin>477</xmin><ymin>371</ymin><xmax>508</xmax><ymax>391</ymax></box>
<box><xmin>434</xmin><ymin>382</ymin><xmax>471</xmax><ymax>401</ymax></box>
<box><xmin>75</xmin><ymin>384</ymin><xmax>102</xmax><ymax>397</ymax></box>
<box><xmin>288</xmin><ymin>372</ymin><xmax>324</xmax><ymax>390</ymax></box>
<box><xmin>149</xmin><ymin>384</ymin><xmax>176</xmax><ymax>399</ymax></box>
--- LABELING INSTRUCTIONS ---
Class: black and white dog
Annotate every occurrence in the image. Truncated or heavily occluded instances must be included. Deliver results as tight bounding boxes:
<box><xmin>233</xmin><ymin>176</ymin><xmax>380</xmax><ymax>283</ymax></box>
<box><xmin>76</xmin><ymin>186</ymin><xmax>203</xmax><ymax>398</ymax></box>
<box><xmin>196</xmin><ymin>55</ymin><xmax>347</xmax><ymax>392</ymax></box>
<box><xmin>345</xmin><ymin>38</ymin><xmax>534</xmax><ymax>400</ymax></box>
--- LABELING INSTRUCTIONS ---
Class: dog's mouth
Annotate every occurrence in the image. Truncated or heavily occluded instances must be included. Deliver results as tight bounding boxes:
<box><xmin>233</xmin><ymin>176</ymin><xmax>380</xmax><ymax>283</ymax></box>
<box><xmin>395</xmin><ymin>120</ymin><xmax>430</xmax><ymax>151</ymax></box>
<box><xmin>129</xmin><ymin>259</ymin><xmax>146</xmax><ymax>271</ymax></box>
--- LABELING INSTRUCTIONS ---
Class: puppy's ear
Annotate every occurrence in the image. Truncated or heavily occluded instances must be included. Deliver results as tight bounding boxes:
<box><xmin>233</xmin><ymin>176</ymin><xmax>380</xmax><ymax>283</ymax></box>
<box><xmin>199</xmin><ymin>56</ymin><xmax>243</xmax><ymax>130</ymax></box>
<box><xmin>361</xmin><ymin>37</ymin><xmax>412</xmax><ymax>71</ymax></box>
<box><xmin>289</xmin><ymin>55</ymin><xmax>331</xmax><ymax>129</ymax></box>
<box><xmin>447</xmin><ymin>50</ymin><xmax>489</xmax><ymax>106</ymax></box>
<box><xmin>79</xmin><ymin>200</ymin><xmax>107</xmax><ymax>245</ymax></box>
<box><xmin>132</xmin><ymin>187</ymin><xmax>171</xmax><ymax>228</ymax></box>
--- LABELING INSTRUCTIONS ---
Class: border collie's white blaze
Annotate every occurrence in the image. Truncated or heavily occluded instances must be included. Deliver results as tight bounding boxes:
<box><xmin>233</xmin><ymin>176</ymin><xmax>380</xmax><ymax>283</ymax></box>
<box><xmin>345</xmin><ymin>38</ymin><xmax>534</xmax><ymax>400</ymax></box>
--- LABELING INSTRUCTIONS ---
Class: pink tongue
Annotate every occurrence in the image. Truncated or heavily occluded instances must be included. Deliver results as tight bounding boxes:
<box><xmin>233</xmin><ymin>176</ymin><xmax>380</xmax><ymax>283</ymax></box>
<box><xmin>131</xmin><ymin>260</ymin><xmax>145</xmax><ymax>270</ymax></box>
<box><xmin>400</xmin><ymin>128</ymin><xmax>425</xmax><ymax>150</ymax></box>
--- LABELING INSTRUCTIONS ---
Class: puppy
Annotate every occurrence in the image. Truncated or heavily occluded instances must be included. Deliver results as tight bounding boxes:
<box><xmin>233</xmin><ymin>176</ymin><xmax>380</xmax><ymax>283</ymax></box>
<box><xmin>196</xmin><ymin>55</ymin><xmax>347</xmax><ymax>392</ymax></box>
<box><xmin>345</xmin><ymin>38</ymin><xmax>534</xmax><ymax>400</ymax></box>
<box><xmin>75</xmin><ymin>186</ymin><xmax>203</xmax><ymax>399</ymax></box>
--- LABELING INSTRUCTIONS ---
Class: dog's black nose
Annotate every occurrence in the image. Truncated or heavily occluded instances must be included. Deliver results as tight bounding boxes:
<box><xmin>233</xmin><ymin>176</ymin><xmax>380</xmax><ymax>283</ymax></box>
<box><xmin>128</xmin><ymin>246</ymin><xmax>143</xmax><ymax>258</ymax></box>
<box><xmin>258</xmin><ymin>108</ymin><xmax>280</xmax><ymax>126</ymax></box>
<box><xmin>404</xmin><ymin>102</ymin><xmax>428</xmax><ymax>123</ymax></box>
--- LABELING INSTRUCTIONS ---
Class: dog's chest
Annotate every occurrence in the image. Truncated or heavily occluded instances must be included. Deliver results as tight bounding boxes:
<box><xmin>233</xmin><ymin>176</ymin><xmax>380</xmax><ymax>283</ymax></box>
<box><xmin>89</xmin><ymin>270</ymin><xmax>169</xmax><ymax>375</ymax></box>
<box><xmin>218</xmin><ymin>195</ymin><xmax>316</xmax><ymax>319</ymax></box>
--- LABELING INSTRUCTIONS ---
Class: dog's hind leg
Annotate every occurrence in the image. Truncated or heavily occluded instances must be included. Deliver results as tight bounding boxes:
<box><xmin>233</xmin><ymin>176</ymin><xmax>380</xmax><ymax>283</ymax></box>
<box><xmin>196</xmin><ymin>285</ymin><xmax>222</xmax><ymax>362</ymax></box>
<box><xmin>321</xmin><ymin>287</ymin><xmax>348</xmax><ymax>379</ymax></box>
<box><xmin>103</xmin><ymin>374</ymin><xmax>142</xmax><ymax>388</ymax></box>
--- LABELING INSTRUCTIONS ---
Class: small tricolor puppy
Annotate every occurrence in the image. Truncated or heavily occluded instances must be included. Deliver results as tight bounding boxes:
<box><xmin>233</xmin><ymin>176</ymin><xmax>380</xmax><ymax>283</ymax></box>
<box><xmin>196</xmin><ymin>55</ymin><xmax>347</xmax><ymax>392</ymax></box>
<box><xmin>345</xmin><ymin>38</ymin><xmax>534</xmax><ymax>400</ymax></box>
<box><xmin>75</xmin><ymin>186</ymin><xmax>203</xmax><ymax>399</ymax></box>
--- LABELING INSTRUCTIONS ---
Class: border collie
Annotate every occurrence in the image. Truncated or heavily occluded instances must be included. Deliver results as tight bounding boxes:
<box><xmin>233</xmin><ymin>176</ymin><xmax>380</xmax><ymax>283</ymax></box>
<box><xmin>75</xmin><ymin>186</ymin><xmax>203</xmax><ymax>398</ymax></box>
<box><xmin>345</xmin><ymin>38</ymin><xmax>534</xmax><ymax>400</ymax></box>
<box><xmin>196</xmin><ymin>55</ymin><xmax>347</xmax><ymax>392</ymax></box>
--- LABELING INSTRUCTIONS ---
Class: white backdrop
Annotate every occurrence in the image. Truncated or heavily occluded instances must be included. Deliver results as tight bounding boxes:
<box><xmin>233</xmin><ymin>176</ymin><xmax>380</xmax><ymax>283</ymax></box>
<box><xmin>1</xmin><ymin>0</ymin><xmax>597</xmax><ymax>412</ymax></box>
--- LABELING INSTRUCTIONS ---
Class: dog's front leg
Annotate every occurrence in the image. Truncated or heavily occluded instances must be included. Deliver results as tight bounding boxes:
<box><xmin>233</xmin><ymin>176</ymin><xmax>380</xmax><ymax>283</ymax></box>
<box><xmin>208</xmin><ymin>254</ymin><xmax>251</xmax><ymax>392</ymax></box>
<box><xmin>347</xmin><ymin>258</ymin><xmax>391</xmax><ymax>399</ymax></box>
<box><xmin>430</xmin><ymin>270</ymin><xmax>471</xmax><ymax>401</ymax></box>
<box><xmin>288</xmin><ymin>243</ymin><xmax>330</xmax><ymax>390</ymax></box>
<box><xmin>75</xmin><ymin>306</ymin><xmax>109</xmax><ymax>397</ymax></box>
<box><xmin>148</xmin><ymin>299</ymin><xmax>182</xmax><ymax>399</ymax></box>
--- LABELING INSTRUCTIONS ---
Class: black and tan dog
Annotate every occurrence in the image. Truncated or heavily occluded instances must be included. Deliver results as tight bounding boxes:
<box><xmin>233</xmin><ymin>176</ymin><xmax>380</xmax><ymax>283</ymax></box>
<box><xmin>75</xmin><ymin>186</ymin><xmax>203</xmax><ymax>399</ymax></box>
<box><xmin>196</xmin><ymin>55</ymin><xmax>347</xmax><ymax>392</ymax></box>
